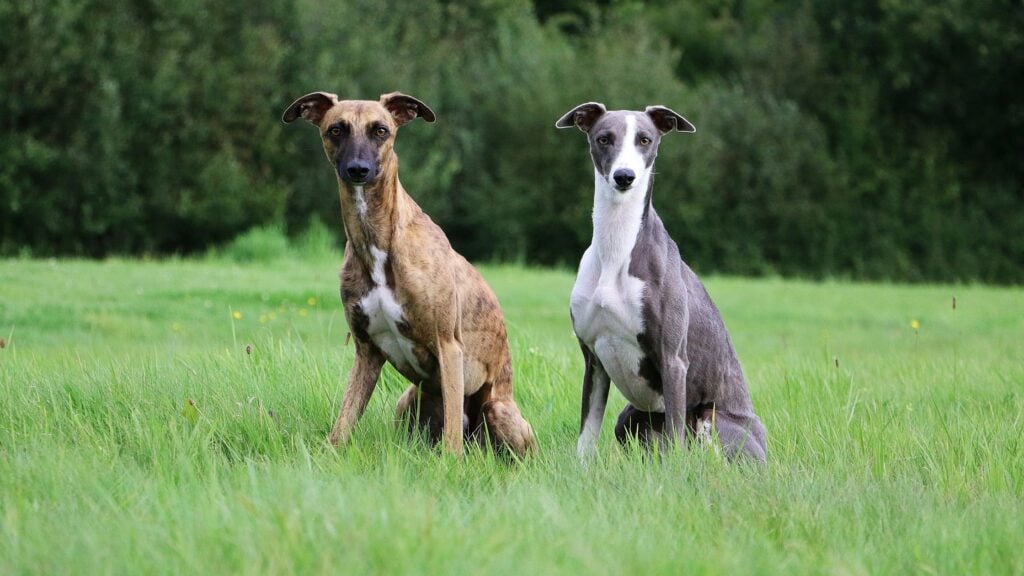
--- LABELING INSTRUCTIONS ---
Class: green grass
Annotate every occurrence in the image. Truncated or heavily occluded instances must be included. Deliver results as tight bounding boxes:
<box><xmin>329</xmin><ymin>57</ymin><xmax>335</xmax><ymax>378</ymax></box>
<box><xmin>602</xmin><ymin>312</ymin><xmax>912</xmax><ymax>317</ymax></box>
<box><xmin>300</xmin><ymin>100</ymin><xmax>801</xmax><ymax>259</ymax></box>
<box><xmin>1</xmin><ymin>256</ymin><xmax>1022</xmax><ymax>574</ymax></box>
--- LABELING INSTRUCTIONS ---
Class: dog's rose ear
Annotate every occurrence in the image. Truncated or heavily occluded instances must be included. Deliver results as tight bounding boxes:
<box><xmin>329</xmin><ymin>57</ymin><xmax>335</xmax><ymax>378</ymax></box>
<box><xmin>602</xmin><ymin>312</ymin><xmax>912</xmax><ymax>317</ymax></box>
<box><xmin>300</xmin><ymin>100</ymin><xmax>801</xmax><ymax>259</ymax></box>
<box><xmin>380</xmin><ymin>92</ymin><xmax>436</xmax><ymax>126</ymax></box>
<box><xmin>282</xmin><ymin>92</ymin><xmax>339</xmax><ymax>125</ymax></box>
<box><xmin>644</xmin><ymin>106</ymin><xmax>696</xmax><ymax>134</ymax></box>
<box><xmin>555</xmin><ymin>102</ymin><xmax>607</xmax><ymax>133</ymax></box>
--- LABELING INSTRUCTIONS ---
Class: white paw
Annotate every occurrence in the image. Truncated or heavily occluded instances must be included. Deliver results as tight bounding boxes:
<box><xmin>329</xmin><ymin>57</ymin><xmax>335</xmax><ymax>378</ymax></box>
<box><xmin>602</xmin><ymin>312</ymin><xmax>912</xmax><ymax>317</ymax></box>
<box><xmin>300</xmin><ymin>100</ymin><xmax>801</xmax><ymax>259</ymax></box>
<box><xmin>576</xmin><ymin>437</ymin><xmax>597</xmax><ymax>466</ymax></box>
<box><xmin>695</xmin><ymin>418</ymin><xmax>713</xmax><ymax>445</ymax></box>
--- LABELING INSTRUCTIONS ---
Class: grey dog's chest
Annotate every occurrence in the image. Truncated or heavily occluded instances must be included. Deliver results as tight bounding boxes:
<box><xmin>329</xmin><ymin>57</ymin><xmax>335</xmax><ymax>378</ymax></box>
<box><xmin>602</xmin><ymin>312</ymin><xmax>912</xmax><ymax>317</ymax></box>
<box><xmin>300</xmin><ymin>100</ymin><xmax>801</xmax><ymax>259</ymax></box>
<box><xmin>571</xmin><ymin>249</ymin><xmax>664</xmax><ymax>412</ymax></box>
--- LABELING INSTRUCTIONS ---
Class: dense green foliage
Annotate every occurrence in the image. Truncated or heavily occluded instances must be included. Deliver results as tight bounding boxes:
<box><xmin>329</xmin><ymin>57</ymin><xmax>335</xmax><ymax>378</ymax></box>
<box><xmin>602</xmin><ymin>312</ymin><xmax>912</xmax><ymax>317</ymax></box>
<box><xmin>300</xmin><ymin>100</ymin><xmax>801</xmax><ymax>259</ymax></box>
<box><xmin>1</xmin><ymin>0</ymin><xmax>1021</xmax><ymax>281</ymax></box>
<box><xmin>2</xmin><ymin>256</ymin><xmax>1023</xmax><ymax>572</ymax></box>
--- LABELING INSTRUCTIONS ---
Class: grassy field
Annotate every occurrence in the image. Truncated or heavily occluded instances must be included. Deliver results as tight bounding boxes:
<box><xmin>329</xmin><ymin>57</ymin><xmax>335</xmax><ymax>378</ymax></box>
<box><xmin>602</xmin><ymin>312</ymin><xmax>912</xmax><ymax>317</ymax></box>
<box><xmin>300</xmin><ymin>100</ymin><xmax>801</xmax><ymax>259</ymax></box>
<box><xmin>1</xmin><ymin>255</ymin><xmax>1022</xmax><ymax>574</ymax></box>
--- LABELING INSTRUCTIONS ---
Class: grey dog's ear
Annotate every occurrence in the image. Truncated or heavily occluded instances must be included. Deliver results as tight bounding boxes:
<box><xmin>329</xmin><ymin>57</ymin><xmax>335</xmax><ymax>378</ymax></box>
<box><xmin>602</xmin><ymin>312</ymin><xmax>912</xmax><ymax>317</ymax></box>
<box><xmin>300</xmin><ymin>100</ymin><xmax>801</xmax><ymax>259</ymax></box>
<box><xmin>282</xmin><ymin>92</ymin><xmax>339</xmax><ymax>125</ymax></box>
<box><xmin>380</xmin><ymin>92</ymin><xmax>436</xmax><ymax>126</ymax></box>
<box><xmin>644</xmin><ymin>105</ymin><xmax>696</xmax><ymax>134</ymax></box>
<box><xmin>555</xmin><ymin>102</ymin><xmax>607</xmax><ymax>133</ymax></box>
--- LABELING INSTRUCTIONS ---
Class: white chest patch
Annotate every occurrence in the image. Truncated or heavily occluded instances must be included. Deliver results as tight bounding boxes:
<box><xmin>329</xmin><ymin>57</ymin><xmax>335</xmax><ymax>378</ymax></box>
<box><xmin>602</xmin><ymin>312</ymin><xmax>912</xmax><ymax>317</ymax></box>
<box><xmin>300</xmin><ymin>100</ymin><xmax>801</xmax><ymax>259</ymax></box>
<box><xmin>359</xmin><ymin>246</ymin><xmax>427</xmax><ymax>378</ymax></box>
<box><xmin>571</xmin><ymin>145</ymin><xmax>663</xmax><ymax>412</ymax></box>
<box><xmin>572</xmin><ymin>259</ymin><xmax>662</xmax><ymax>411</ymax></box>
<box><xmin>354</xmin><ymin>186</ymin><xmax>368</xmax><ymax>218</ymax></box>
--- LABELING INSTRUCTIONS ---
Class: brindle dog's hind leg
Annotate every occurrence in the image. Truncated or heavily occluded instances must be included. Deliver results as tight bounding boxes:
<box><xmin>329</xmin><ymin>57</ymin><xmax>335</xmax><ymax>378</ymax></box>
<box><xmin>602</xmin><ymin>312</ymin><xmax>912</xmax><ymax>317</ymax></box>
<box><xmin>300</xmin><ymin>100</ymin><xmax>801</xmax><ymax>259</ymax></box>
<box><xmin>394</xmin><ymin>385</ymin><xmax>445</xmax><ymax>444</ymax></box>
<box><xmin>480</xmin><ymin>364</ymin><xmax>537</xmax><ymax>458</ymax></box>
<box><xmin>482</xmin><ymin>399</ymin><xmax>536</xmax><ymax>458</ymax></box>
<box><xmin>464</xmin><ymin>384</ymin><xmax>489</xmax><ymax>448</ymax></box>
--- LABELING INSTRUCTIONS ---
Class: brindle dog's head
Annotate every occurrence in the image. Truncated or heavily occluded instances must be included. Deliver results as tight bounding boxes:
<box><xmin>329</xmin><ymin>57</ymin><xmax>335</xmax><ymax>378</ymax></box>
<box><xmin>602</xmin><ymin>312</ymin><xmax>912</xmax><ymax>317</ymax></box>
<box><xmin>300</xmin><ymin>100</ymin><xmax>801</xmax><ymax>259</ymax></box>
<box><xmin>556</xmin><ymin>102</ymin><xmax>695</xmax><ymax>193</ymax></box>
<box><xmin>283</xmin><ymin>92</ymin><xmax>435</xmax><ymax>185</ymax></box>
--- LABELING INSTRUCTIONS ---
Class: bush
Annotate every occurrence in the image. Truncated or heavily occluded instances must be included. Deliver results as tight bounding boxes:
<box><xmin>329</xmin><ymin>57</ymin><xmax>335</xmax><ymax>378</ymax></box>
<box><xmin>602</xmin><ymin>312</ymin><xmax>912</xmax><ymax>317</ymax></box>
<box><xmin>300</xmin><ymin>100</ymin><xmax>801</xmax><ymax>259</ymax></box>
<box><xmin>1</xmin><ymin>0</ymin><xmax>1021</xmax><ymax>282</ymax></box>
<box><xmin>293</xmin><ymin>217</ymin><xmax>340</xmax><ymax>261</ymax></box>
<box><xmin>220</xmin><ymin>226</ymin><xmax>290</xmax><ymax>263</ymax></box>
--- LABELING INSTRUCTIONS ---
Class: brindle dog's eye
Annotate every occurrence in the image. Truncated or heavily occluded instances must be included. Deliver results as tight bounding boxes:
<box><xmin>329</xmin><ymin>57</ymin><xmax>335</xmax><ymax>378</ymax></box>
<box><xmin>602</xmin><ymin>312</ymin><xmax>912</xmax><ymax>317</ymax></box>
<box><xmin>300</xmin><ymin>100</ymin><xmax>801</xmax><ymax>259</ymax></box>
<box><xmin>328</xmin><ymin>127</ymin><xmax>342</xmax><ymax>138</ymax></box>
<box><xmin>596</xmin><ymin>136</ymin><xmax>610</xmax><ymax>146</ymax></box>
<box><xmin>375</xmin><ymin>126</ymin><xmax>388</xmax><ymax>137</ymax></box>
<box><xmin>639</xmin><ymin>137</ymin><xmax>652</xmax><ymax>146</ymax></box>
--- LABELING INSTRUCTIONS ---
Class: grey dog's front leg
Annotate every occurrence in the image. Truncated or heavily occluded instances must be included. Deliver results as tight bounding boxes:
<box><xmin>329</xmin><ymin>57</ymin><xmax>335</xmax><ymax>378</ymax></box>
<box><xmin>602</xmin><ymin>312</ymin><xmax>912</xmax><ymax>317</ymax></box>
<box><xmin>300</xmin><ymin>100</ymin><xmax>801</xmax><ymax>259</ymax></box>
<box><xmin>660</xmin><ymin>356</ymin><xmax>689</xmax><ymax>447</ymax></box>
<box><xmin>577</xmin><ymin>343</ymin><xmax>610</xmax><ymax>461</ymax></box>
<box><xmin>656</xmin><ymin>286</ymin><xmax>691</xmax><ymax>449</ymax></box>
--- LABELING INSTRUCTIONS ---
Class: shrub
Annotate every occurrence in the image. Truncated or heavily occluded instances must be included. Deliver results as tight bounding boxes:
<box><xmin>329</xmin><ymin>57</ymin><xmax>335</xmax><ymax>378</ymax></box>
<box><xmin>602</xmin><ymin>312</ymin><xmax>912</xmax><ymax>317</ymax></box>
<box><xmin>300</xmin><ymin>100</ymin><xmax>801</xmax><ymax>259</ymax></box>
<box><xmin>221</xmin><ymin>226</ymin><xmax>290</xmax><ymax>264</ymax></box>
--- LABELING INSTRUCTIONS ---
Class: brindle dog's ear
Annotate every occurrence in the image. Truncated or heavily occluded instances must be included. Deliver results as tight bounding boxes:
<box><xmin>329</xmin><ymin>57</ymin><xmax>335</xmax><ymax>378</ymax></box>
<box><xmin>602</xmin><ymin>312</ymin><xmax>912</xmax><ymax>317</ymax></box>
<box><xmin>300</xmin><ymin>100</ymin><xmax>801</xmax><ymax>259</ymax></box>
<box><xmin>380</xmin><ymin>92</ymin><xmax>436</xmax><ymax>126</ymax></box>
<box><xmin>282</xmin><ymin>92</ymin><xmax>339</xmax><ymax>125</ymax></box>
<box><xmin>555</xmin><ymin>102</ymin><xmax>607</xmax><ymax>133</ymax></box>
<box><xmin>644</xmin><ymin>105</ymin><xmax>696</xmax><ymax>134</ymax></box>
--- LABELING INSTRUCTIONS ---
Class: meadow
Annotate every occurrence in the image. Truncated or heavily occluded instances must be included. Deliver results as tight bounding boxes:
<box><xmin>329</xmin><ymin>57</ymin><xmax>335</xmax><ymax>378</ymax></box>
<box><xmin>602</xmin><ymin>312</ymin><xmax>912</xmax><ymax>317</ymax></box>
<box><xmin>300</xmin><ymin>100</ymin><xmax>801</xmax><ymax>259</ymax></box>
<box><xmin>1</xmin><ymin>254</ymin><xmax>1022</xmax><ymax>574</ymax></box>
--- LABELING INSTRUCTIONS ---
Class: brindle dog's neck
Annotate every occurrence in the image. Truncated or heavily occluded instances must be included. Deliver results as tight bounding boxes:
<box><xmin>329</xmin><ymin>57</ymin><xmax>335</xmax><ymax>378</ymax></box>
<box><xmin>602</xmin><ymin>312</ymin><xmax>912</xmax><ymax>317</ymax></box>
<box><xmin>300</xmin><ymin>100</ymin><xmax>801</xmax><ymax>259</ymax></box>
<box><xmin>336</xmin><ymin>154</ymin><xmax>411</xmax><ymax>266</ymax></box>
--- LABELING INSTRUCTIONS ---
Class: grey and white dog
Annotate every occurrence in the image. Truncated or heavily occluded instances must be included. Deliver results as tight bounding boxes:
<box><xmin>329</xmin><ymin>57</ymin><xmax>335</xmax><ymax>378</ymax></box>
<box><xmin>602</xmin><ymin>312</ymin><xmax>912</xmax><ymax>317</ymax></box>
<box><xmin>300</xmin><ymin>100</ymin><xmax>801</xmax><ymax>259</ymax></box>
<box><xmin>556</xmin><ymin>102</ymin><xmax>767</xmax><ymax>462</ymax></box>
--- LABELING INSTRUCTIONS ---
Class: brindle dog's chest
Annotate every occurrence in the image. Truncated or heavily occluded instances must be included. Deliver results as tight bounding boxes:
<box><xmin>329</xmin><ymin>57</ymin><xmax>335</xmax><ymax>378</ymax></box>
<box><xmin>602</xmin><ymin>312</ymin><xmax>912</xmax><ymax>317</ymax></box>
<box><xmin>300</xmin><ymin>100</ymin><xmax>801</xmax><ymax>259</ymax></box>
<box><xmin>343</xmin><ymin>249</ymin><xmax>436</xmax><ymax>383</ymax></box>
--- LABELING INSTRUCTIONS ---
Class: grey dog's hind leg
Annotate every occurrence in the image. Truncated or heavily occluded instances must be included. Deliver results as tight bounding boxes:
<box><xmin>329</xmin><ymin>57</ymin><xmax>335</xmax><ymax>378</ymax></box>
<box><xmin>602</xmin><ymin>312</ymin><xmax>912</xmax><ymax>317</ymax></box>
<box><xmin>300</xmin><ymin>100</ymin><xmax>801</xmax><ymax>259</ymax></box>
<box><xmin>614</xmin><ymin>405</ymin><xmax>665</xmax><ymax>447</ymax></box>
<box><xmin>615</xmin><ymin>404</ymin><xmax>767</xmax><ymax>462</ymax></box>
<box><xmin>713</xmin><ymin>412</ymin><xmax>767</xmax><ymax>462</ymax></box>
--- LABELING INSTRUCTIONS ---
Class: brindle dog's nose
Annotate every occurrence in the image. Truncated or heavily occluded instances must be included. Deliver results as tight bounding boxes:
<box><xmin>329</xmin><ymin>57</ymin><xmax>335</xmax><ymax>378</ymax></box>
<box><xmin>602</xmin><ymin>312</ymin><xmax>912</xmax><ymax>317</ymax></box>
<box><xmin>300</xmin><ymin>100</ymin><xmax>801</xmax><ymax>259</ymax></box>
<box><xmin>346</xmin><ymin>162</ymin><xmax>371</xmax><ymax>182</ymax></box>
<box><xmin>613</xmin><ymin>168</ymin><xmax>635</xmax><ymax>188</ymax></box>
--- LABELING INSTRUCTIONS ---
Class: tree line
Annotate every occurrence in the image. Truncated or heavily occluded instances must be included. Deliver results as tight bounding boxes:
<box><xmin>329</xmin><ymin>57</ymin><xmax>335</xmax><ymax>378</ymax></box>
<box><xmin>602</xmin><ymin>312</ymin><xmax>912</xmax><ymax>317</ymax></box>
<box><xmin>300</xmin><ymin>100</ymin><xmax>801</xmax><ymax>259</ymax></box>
<box><xmin>1</xmin><ymin>0</ymin><xmax>1021</xmax><ymax>282</ymax></box>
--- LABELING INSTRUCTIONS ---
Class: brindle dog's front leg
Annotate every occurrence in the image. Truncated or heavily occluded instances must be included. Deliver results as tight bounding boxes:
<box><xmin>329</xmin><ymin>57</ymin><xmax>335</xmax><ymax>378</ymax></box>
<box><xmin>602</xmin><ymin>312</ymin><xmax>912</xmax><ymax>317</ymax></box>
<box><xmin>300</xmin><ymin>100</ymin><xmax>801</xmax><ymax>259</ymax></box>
<box><xmin>329</xmin><ymin>342</ymin><xmax>385</xmax><ymax>445</ymax></box>
<box><xmin>437</xmin><ymin>338</ymin><xmax>465</xmax><ymax>455</ymax></box>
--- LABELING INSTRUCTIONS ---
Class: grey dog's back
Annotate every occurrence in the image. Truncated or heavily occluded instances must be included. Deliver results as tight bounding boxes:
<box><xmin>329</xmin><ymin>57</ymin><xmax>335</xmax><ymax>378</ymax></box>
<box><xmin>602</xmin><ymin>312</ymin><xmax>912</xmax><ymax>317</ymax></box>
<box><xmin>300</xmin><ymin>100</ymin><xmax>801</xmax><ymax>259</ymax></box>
<box><xmin>631</xmin><ymin>204</ymin><xmax>765</xmax><ymax>451</ymax></box>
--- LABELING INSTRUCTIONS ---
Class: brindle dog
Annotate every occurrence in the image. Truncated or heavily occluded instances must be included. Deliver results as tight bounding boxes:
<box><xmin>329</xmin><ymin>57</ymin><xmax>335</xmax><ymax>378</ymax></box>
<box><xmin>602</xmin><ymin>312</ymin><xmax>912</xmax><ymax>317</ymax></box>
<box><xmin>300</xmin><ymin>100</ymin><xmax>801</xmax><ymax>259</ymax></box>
<box><xmin>283</xmin><ymin>92</ymin><xmax>536</xmax><ymax>457</ymax></box>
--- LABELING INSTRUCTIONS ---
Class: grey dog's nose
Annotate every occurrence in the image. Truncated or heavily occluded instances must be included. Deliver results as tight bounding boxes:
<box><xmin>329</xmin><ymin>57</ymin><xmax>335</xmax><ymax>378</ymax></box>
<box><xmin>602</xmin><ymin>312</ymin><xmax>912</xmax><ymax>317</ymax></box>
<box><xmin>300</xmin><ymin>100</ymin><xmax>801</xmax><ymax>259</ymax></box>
<box><xmin>613</xmin><ymin>168</ymin><xmax>635</xmax><ymax>188</ymax></box>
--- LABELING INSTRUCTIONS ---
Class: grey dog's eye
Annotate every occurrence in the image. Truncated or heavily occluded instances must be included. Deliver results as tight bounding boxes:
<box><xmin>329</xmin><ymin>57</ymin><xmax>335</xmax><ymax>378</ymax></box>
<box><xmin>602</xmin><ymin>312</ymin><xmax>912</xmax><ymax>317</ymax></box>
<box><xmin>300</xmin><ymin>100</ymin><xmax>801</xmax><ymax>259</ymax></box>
<box><xmin>596</xmin><ymin>136</ymin><xmax>610</xmax><ymax>145</ymax></box>
<box><xmin>639</xmin><ymin>137</ymin><xmax>652</xmax><ymax>146</ymax></box>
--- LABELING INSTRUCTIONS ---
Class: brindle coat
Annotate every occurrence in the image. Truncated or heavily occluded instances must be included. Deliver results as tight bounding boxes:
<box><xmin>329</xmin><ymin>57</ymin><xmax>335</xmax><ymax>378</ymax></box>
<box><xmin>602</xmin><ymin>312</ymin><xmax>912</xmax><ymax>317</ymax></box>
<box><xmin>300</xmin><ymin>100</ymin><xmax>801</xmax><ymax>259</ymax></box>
<box><xmin>283</xmin><ymin>91</ymin><xmax>535</xmax><ymax>456</ymax></box>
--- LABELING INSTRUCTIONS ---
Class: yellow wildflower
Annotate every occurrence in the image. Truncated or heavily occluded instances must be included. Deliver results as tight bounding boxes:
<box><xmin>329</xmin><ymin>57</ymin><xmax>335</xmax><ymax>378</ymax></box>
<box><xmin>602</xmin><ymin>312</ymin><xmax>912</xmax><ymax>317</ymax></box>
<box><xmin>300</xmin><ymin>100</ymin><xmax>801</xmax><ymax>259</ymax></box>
<box><xmin>182</xmin><ymin>399</ymin><xmax>199</xmax><ymax>423</ymax></box>
<box><xmin>307</xmin><ymin>297</ymin><xmax>317</xmax><ymax>307</ymax></box>
<box><xmin>232</xmin><ymin>311</ymin><xmax>242</xmax><ymax>320</ymax></box>
<box><xmin>910</xmin><ymin>319</ymin><xmax>920</xmax><ymax>331</ymax></box>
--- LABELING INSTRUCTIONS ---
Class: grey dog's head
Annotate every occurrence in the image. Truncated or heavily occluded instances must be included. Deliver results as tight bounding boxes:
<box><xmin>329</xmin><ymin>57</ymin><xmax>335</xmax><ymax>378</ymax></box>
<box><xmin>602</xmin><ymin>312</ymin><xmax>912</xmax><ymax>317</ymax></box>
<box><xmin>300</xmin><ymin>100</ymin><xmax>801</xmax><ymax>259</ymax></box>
<box><xmin>556</xmin><ymin>103</ymin><xmax>695</xmax><ymax>193</ymax></box>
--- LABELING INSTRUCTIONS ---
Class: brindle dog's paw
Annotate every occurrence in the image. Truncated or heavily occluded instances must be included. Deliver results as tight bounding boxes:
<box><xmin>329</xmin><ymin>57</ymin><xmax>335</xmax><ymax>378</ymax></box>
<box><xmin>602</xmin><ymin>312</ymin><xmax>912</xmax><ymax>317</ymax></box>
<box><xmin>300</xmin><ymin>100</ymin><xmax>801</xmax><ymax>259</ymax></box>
<box><xmin>483</xmin><ymin>400</ymin><xmax>537</xmax><ymax>458</ymax></box>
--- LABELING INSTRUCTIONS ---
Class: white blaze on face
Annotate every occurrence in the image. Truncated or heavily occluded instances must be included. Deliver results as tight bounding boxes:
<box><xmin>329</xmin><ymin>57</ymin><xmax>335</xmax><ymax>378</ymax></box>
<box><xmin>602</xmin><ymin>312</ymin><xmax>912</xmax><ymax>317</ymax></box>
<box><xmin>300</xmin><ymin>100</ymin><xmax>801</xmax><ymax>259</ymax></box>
<box><xmin>591</xmin><ymin>113</ymin><xmax>650</xmax><ymax>262</ymax></box>
<box><xmin>606</xmin><ymin>115</ymin><xmax>650</xmax><ymax>193</ymax></box>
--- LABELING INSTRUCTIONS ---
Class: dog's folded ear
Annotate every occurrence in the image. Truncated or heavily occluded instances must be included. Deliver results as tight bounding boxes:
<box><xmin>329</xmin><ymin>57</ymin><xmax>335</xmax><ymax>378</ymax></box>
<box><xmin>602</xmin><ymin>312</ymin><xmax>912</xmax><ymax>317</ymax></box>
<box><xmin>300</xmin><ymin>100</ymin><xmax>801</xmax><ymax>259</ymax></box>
<box><xmin>380</xmin><ymin>92</ymin><xmax>436</xmax><ymax>126</ymax></box>
<box><xmin>644</xmin><ymin>106</ymin><xmax>696</xmax><ymax>134</ymax></box>
<box><xmin>282</xmin><ymin>92</ymin><xmax>339</xmax><ymax>125</ymax></box>
<box><xmin>555</xmin><ymin>102</ymin><xmax>607</xmax><ymax>133</ymax></box>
